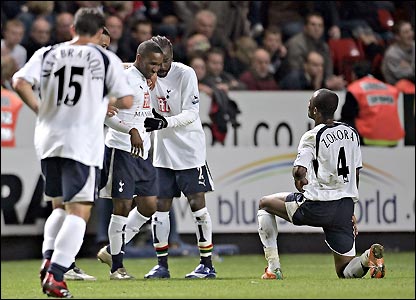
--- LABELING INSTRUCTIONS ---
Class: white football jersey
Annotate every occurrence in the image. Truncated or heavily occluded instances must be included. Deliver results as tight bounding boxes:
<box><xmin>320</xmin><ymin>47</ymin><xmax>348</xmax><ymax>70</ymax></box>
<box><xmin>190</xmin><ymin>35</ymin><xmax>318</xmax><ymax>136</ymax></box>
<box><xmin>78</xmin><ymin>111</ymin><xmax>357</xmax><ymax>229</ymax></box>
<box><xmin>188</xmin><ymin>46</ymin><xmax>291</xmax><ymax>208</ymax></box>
<box><xmin>13</xmin><ymin>43</ymin><xmax>133</xmax><ymax>168</ymax></box>
<box><xmin>105</xmin><ymin>66</ymin><xmax>152</xmax><ymax>160</ymax></box>
<box><xmin>150</xmin><ymin>62</ymin><xmax>206</xmax><ymax>169</ymax></box>
<box><xmin>294</xmin><ymin>122</ymin><xmax>362</xmax><ymax>201</ymax></box>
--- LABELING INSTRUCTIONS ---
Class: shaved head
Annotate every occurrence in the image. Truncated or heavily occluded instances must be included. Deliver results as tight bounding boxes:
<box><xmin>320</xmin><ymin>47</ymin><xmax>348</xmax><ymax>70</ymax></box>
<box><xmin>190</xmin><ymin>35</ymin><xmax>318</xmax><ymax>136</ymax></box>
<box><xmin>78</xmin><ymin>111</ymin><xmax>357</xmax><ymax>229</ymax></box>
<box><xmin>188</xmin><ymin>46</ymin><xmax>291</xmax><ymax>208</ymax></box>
<box><xmin>309</xmin><ymin>88</ymin><xmax>339</xmax><ymax>120</ymax></box>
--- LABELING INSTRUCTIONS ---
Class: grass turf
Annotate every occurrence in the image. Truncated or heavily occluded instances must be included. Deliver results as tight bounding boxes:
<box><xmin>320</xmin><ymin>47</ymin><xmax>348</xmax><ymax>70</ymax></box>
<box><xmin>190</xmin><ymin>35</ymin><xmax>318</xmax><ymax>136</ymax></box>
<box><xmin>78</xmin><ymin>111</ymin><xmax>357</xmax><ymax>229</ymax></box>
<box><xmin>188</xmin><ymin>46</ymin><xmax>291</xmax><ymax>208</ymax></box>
<box><xmin>1</xmin><ymin>252</ymin><xmax>414</xmax><ymax>299</ymax></box>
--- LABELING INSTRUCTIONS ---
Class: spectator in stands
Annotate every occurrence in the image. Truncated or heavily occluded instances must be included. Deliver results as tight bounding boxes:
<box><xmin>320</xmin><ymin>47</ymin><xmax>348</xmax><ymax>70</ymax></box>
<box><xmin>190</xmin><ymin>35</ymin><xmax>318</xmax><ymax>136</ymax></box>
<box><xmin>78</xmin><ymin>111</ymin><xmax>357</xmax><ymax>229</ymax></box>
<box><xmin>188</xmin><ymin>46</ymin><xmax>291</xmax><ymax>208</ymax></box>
<box><xmin>261</xmin><ymin>26</ymin><xmax>288</xmax><ymax>82</ymax></box>
<box><xmin>50</xmin><ymin>12</ymin><xmax>74</xmax><ymax>44</ymax></box>
<box><xmin>1</xmin><ymin>19</ymin><xmax>26</xmax><ymax>69</ymax></box>
<box><xmin>17</xmin><ymin>1</ymin><xmax>55</xmax><ymax>44</ymax></box>
<box><xmin>279</xmin><ymin>51</ymin><xmax>325</xmax><ymax>91</ymax></box>
<box><xmin>1</xmin><ymin>54</ymin><xmax>18</xmax><ymax>88</ymax></box>
<box><xmin>1</xmin><ymin>54</ymin><xmax>18</xmax><ymax>90</ymax></box>
<box><xmin>189</xmin><ymin>53</ymin><xmax>240</xmax><ymax>145</ymax></box>
<box><xmin>225</xmin><ymin>36</ymin><xmax>258</xmax><ymax>79</ymax></box>
<box><xmin>239</xmin><ymin>48</ymin><xmax>279</xmax><ymax>91</ymax></box>
<box><xmin>205</xmin><ymin>47</ymin><xmax>246</xmax><ymax>92</ymax></box>
<box><xmin>125</xmin><ymin>19</ymin><xmax>153</xmax><ymax>62</ymax></box>
<box><xmin>260</xmin><ymin>1</ymin><xmax>314</xmax><ymax>42</ymax></box>
<box><xmin>340</xmin><ymin>61</ymin><xmax>405</xmax><ymax>147</ymax></box>
<box><xmin>381</xmin><ymin>21</ymin><xmax>415</xmax><ymax>85</ymax></box>
<box><xmin>1</xmin><ymin>55</ymin><xmax>23</xmax><ymax>148</ymax></box>
<box><xmin>105</xmin><ymin>15</ymin><xmax>134</xmax><ymax>62</ymax></box>
<box><xmin>174</xmin><ymin>32</ymin><xmax>211</xmax><ymax>64</ymax></box>
<box><xmin>22</xmin><ymin>17</ymin><xmax>52</xmax><ymax>61</ymax></box>
<box><xmin>312</xmin><ymin>1</ymin><xmax>341</xmax><ymax>41</ymax></box>
<box><xmin>352</xmin><ymin>26</ymin><xmax>386</xmax><ymax>81</ymax></box>
<box><xmin>185</xmin><ymin>9</ymin><xmax>230</xmax><ymax>56</ymax></box>
<box><xmin>189</xmin><ymin>54</ymin><xmax>214</xmax><ymax>97</ymax></box>
<box><xmin>173</xmin><ymin>2</ymin><xmax>250</xmax><ymax>47</ymax></box>
<box><xmin>284</xmin><ymin>12</ymin><xmax>346</xmax><ymax>91</ymax></box>
<box><xmin>204</xmin><ymin>48</ymin><xmax>245</xmax><ymax>142</ymax></box>
<box><xmin>131</xmin><ymin>19</ymin><xmax>153</xmax><ymax>45</ymax></box>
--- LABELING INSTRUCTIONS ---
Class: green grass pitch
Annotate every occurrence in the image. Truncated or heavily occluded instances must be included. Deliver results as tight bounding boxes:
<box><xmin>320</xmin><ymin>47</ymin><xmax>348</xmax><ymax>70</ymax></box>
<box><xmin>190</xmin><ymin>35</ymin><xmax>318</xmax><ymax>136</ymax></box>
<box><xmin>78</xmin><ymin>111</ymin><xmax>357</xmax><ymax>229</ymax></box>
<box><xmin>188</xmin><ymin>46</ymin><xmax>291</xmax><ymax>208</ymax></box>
<box><xmin>1</xmin><ymin>252</ymin><xmax>414</xmax><ymax>299</ymax></box>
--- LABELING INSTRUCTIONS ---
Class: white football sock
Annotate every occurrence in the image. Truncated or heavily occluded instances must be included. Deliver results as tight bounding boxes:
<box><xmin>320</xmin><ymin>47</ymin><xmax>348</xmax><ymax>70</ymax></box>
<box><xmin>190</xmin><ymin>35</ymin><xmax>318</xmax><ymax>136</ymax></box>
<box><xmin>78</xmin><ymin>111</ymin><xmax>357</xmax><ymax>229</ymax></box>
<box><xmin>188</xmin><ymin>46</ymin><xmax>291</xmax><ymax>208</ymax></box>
<box><xmin>152</xmin><ymin>211</ymin><xmax>170</xmax><ymax>256</ymax></box>
<box><xmin>108</xmin><ymin>214</ymin><xmax>128</xmax><ymax>255</ymax></box>
<box><xmin>42</xmin><ymin>208</ymin><xmax>67</xmax><ymax>255</ymax></box>
<box><xmin>51</xmin><ymin>214</ymin><xmax>86</xmax><ymax>268</ymax></box>
<box><xmin>192</xmin><ymin>207</ymin><xmax>213</xmax><ymax>257</ymax></box>
<box><xmin>257</xmin><ymin>209</ymin><xmax>281</xmax><ymax>270</ymax></box>
<box><xmin>125</xmin><ymin>208</ymin><xmax>150</xmax><ymax>244</ymax></box>
<box><xmin>343</xmin><ymin>256</ymin><xmax>367</xmax><ymax>278</ymax></box>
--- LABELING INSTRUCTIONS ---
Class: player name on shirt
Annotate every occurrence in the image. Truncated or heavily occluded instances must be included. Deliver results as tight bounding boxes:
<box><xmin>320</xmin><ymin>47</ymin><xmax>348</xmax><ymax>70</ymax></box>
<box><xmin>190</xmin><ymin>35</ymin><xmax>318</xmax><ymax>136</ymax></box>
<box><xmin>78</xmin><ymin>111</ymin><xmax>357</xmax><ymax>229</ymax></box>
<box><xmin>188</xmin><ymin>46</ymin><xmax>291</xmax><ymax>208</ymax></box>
<box><xmin>41</xmin><ymin>47</ymin><xmax>104</xmax><ymax>81</ymax></box>
<box><xmin>320</xmin><ymin>127</ymin><xmax>357</xmax><ymax>149</ymax></box>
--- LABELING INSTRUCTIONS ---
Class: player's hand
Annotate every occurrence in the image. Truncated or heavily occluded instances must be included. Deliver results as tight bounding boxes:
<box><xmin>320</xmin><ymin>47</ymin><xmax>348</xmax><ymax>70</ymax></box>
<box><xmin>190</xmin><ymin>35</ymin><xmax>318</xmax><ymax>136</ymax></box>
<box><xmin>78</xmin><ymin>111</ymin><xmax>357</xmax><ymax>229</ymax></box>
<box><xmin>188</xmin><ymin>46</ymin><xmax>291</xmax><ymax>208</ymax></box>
<box><xmin>144</xmin><ymin>108</ymin><xmax>168</xmax><ymax>132</ymax></box>
<box><xmin>147</xmin><ymin>73</ymin><xmax>157</xmax><ymax>90</ymax></box>
<box><xmin>352</xmin><ymin>215</ymin><xmax>358</xmax><ymax>237</ymax></box>
<box><xmin>294</xmin><ymin>178</ymin><xmax>308</xmax><ymax>193</ymax></box>
<box><xmin>106</xmin><ymin>105</ymin><xmax>118</xmax><ymax>117</ymax></box>
<box><xmin>129</xmin><ymin>128</ymin><xmax>144</xmax><ymax>157</ymax></box>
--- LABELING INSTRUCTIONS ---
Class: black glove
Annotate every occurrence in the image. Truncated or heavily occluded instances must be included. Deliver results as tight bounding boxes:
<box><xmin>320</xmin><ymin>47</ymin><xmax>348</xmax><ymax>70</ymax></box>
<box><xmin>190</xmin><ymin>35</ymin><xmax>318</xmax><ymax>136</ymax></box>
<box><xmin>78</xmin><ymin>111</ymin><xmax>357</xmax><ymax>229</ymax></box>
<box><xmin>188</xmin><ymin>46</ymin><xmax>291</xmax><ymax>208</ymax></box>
<box><xmin>144</xmin><ymin>108</ymin><xmax>168</xmax><ymax>132</ymax></box>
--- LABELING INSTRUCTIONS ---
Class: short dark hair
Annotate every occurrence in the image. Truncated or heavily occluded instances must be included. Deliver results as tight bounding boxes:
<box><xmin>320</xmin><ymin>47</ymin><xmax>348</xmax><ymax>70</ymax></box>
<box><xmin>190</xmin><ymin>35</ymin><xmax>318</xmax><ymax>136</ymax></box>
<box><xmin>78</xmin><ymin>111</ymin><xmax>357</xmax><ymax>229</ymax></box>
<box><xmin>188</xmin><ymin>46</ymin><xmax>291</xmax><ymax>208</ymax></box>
<box><xmin>74</xmin><ymin>8</ymin><xmax>105</xmax><ymax>36</ymax></box>
<box><xmin>263</xmin><ymin>26</ymin><xmax>282</xmax><ymax>39</ymax></box>
<box><xmin>392</xmin><ymin>20</ymin><xmax>411</xmax><ymax>36</ymax></box>
<box><xmin>314</xmin><ymin>88</ymin><xmax>339</xmax><ymax>118</ymax></box>
<box><xmin>305</xmin><ymin>12</ymin><xmax>323</xmax><ymax>25</ymax></box>
<box><xmin>207</xmin><ymin>47</ymin><xmax>225</xmax><ymax>59</ymax></box>
<box><xmin>131</xmin><ymin>19</ymin><xmax>152</xmax><ymax>32</ymax></box>
<box><xmin>352</xmin><ymin>61</ymin><xmax>372</xmax><ymax>79</ymax></box>
<box><xmin>137</xmin><ymin>40</ymin><xmax>163</xmax><ymax>56</ymax></box>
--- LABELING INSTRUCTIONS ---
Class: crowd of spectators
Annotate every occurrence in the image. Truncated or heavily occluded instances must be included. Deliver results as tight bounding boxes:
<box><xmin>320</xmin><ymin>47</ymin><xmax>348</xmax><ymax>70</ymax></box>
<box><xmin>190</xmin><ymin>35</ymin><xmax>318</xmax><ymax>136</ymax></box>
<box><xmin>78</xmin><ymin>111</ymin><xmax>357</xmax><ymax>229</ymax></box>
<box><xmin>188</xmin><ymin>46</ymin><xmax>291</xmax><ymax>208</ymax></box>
<box><xmin>1</xmin><ymin>1</ymin><xmax>415</xmax><ymax>92</ymax></box>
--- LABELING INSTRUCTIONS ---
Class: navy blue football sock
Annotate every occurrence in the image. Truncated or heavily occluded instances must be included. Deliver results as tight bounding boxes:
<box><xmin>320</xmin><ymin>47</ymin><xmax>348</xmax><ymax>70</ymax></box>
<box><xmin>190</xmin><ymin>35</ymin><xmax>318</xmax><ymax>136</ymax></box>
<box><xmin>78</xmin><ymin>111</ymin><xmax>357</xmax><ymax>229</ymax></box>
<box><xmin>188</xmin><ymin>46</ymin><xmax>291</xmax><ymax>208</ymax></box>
<box><xmin>157</xmin><ymin>256</ymin><xmax>168</xmax><ymax>269</ymax></box>
<box><xmin>111</xmin><ymin>253</ymin><xmax>124</xmax><ymax>273</ymax></box>
<box><xmin>201</xmin><ymin>256</ymin><xmax>212</xmax><ymax>268</ymax></box>
<box><xmin>49</xmin><ymin>263</ymin><xmax>68</xmax><ymax>282</ymax></box>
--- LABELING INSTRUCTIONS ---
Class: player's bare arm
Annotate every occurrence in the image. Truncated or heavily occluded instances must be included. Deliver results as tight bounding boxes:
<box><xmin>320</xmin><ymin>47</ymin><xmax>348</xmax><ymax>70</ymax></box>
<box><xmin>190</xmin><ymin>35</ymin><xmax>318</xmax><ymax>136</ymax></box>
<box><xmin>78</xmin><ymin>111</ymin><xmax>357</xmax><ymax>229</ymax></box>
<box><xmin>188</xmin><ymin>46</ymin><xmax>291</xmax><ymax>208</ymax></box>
<box><xmin>292</xmin><ymin>165</ymin><xmax>308</xmax><ymax>192</ymax></box>
<box><xmin>129</xmin><ymin>128</ymin><xmax>144</xmax><ymax>158</ymax></box>
<box><xmin>110</xmin><ymin>95</ymin><xmax>133</xmax><ymax>110</ymax></box>
<box><xmin>12</xmin><ymin>78</ymin><xmax>39</xmax><ymax>114</ymax></box>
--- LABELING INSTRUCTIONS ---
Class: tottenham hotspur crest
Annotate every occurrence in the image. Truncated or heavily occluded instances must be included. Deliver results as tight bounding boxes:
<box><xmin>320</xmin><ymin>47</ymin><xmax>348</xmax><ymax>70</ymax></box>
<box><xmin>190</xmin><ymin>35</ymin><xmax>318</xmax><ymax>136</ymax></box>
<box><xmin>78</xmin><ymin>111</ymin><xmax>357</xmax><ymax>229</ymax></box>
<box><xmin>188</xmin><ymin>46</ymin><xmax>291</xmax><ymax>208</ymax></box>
<box><xmin>119</xmin><ymin>180</ymin><xmax>125</xmax><ymax>192</ymax></box>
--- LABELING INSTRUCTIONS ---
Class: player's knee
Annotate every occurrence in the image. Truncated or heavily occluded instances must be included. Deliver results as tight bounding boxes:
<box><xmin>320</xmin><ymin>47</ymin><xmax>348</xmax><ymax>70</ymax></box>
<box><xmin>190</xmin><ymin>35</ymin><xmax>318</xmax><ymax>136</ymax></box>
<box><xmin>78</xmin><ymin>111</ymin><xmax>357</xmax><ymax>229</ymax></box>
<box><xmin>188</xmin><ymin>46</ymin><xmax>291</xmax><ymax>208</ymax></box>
<box><xmin>258</xmin><ymin>196</ymin><xmax>269</xmax><ymax>210</ymax></box>
<box><xmin>156</xmin><ymin>198</ymin><xmax>172</xmax><ymax>211</ymax></box>
<box><xmin>137</xmin><ymin>197</ymin><xmax>157</xmax><ymax>217</ymax></box>
<box><xmin>188</xmin><ymin>194</ymin><xmax>206</xmax><ymax>211</ymax></box>
<box><xmin>112</xmin><ymin>200</ymin><xmax>131</xmax><ymax>216</ymax></box>
<box><xmin>148</xmin><ymin>198</ymin><xmax>157</xmax><ymax>214</ymax></box>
